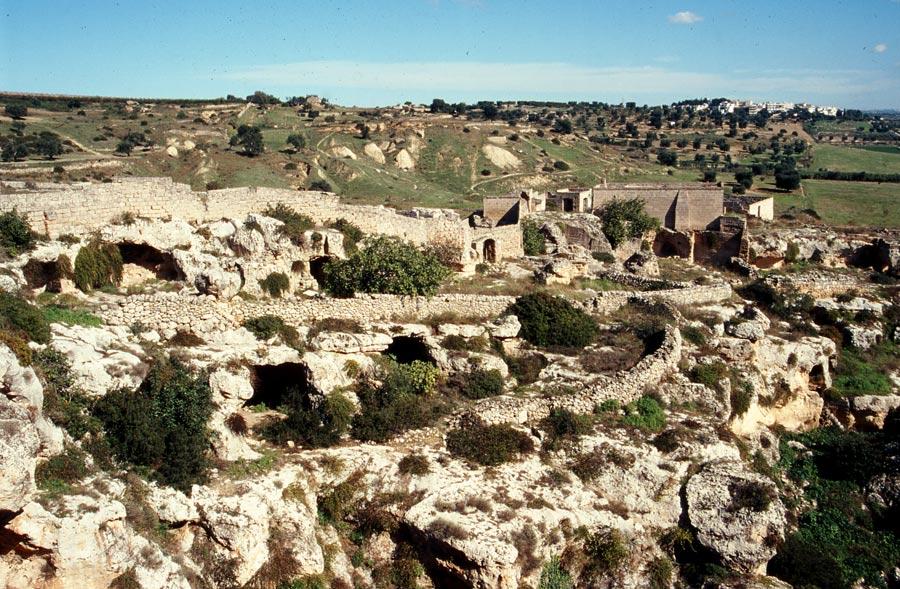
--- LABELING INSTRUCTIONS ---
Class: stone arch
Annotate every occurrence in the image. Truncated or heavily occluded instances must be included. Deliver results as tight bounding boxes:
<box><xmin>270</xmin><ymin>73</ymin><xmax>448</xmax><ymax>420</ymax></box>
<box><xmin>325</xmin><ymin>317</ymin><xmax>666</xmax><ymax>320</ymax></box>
<box><xmin>482</xmin><ymin>239</ymin><xmax>497</xmax><ymax>264</ymax></box>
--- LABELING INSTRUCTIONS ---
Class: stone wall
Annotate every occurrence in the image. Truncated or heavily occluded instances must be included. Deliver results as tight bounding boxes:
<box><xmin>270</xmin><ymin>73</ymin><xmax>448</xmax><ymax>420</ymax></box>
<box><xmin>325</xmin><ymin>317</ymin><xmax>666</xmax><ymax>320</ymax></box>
<box><xmin>455</xmin><ymin>325</ymin><xmax>683</xmax><ymax>426</ymax></box>
<box><xmin>99</xmin><ymin>292</ymin><xmax>517</xmax><ymax>335</ymax></box>
<box><xmin>0</xmin><ymin>178</ymin><xmax>512</xmax><ymax>262</ymax></box>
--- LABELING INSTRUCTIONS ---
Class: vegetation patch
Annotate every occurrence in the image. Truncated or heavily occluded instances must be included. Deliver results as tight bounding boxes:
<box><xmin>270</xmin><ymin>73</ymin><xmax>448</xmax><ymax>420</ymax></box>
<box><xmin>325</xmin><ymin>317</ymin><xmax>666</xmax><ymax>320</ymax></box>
<box><xmin>522</xmin><ymin>219</ymin><xmax>546</xmax><ymax>256</ymax></box>
<box><xmin>0</xmin><ymin>291</ymin><xmax>51</xmax><ymax>343</ymax></box>
<box><xmin>258</xmin><ymin>271</ymin><xmax>290</xmax><ymax>297</ymax></box>
<box><xmin>94</xmin><ymin>356</ymin><xmax>212</xmax><ymax>492</ymax></box>
<box><xmin>446</xmin><ymin>420</ymin><xmax>534</xmax><ymax>466</ymax></box>
<box><xmin>263</xmin><ymin>203</ymin><xmax>315</xmax><ymax>244</ymax></box>
<box><xmin>322</xmin><ymin>236</ymin><xmax>451</xmax><ymax>297</ymax></box>
<box><xmin>597</xmin><ymin>199</ymin><xmax>659</xmax><ymax>249</ymax></box>
<box><xmin>42</xmin><ymin>304</ymin><xmax>102</xmax><ymax>327</ymax></box>
<box><xmin>242</xmin><ymin>315</ymin><xmax>302</xmax><ymax>349</ymax></box>
<box><xmin>0</xmin><ymin>209</ymin><xmax>35</xmax><ymax>256</ymax></box>
<box><xmin>73</xmin><ymin>240</ymin><xmax>123</xmax><ymax>292</ymax></box>
<box><xmin>509</xmin><ymin>292</ymin><xmax>598</xmax><ymax>350</ymax></box>
<box><xmin>262</xmin><ymin>389</ymin><xmax>354</xmax><ymax>448</ymax></box>
<box><xmin>622</xmin><ymin>395</ymin><xmax>666</xmax><ymax>431</ymax></box>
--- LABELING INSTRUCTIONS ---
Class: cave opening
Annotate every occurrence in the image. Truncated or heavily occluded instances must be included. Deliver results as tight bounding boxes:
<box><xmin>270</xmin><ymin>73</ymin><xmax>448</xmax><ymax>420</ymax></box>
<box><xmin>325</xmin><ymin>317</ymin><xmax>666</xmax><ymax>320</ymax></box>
<box><xmin>118</xmin><ymin>242</ymin><xmax>183</xmax><ymax>280</ymax></box>
<box><xmin>385</xmin><ymin>336</ymin><xmax>435</xmax><ymax>365</ymax></box>
<box><xmin>247</xmin><ymin>362</ymin><xmax>313</xmax><ymax>410</ymax></box>
<box><xmin>309</xmin><ymin>255</ymin><xmax>335</xmax><ymax>284</ymax></box>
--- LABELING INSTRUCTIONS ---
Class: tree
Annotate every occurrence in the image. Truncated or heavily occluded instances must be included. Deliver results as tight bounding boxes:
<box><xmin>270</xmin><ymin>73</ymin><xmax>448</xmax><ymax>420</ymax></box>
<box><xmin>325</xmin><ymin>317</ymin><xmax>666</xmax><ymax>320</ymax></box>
<box><xmin>321</xmin><ymin>236</ymin><xmax>451</xmax><ymax>297</ymax></box>
<box><xmin>656</xmin><ymin>149</ymin><xmax>678</xmax><ymax>166</ymax></box>
<box><xmin>246</xmin><ymin>90</ymin><xmax>280</xmax><ymax>105</ymax></box>
<box><xmin>553</xmin><ymin>118</ymin><xmax>573</xmax><ymax>134</ymax></box>
<box><xmin>508</xmin><ymin>292</ymin><xmax>599</xmax><ymax>349</ymax></box>
<box><xmin>1</xmin><ymin>140</ymin><xmax>28</xmax><ymax>162</ymax></box>
<box><xmin>429</xmin><ymin>98</ymin><xmax>450</xmax><ymax>113</ymax></box>
<box><xmin>775</xmin><ymin>167</ymin><xmax>801</xmax><ymax>191</ymax></box>
<box><xmin>36</xmin><ymin>132</ymin><xmax>63</xmax><ymax>160</ymax></box>
<box><xmin>286</xmin><ymin>133</ymin><xmax>306</xmax><ymax>151</ymax></box>
<box><xmin>231</xmin><ymin>124</ymin><xmax>264</xmax><ymax>156</ymax></box>
<box><xmin>4</xmin><ymin>104</ymin><xmax>27</xmax><ymax>119</ymax></box>
<box><xmin>597</xmin><ymin>198</ymin><xmax>660</xmax><ymax>249</ymax></box>
<box><xmin>481</xmin><ymin>103</ymin><xmax>499</xmax><ymax>120</ymax></box>
<box><xmin>734</xmin><ymin>167</ymin><xmax>753</xmax><ymax>189</ymax></box>
<box><xmin>115</xmin><ymin>140</ymin><xmax>133</xmax><ymax>156</ymax></box>
<box><xmin>703</xmin><ymin>169</ymin><xmax>717</xmax><ymax>183</ymax></box>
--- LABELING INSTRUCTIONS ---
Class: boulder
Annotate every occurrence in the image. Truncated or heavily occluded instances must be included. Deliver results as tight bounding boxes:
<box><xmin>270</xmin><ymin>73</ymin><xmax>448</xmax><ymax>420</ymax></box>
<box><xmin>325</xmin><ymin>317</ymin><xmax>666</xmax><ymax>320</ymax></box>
<box><xmin>395</xmin><ymin>148</ymin><xmax>415</xmax><ymax>170</ymax></box>
<box><xmin>50</xmin><ymin>324</ymin><xmax>148</xmax><ymax>397</ymax></box>
<box><xmin>173</xmin><ymin>249</ymin><xmax>242</xmax><ymax>299</ymax></box>
<box><xmin>330</xmin><ymin>145</ymin><xmax>357</xmax><ymax>160</ymax></box>
<box><xmin>487</xmin><ymin>315</ymin><xmax>521</xmax><ymax>339</ymax></box>
<box><xmin>849</xmin><ymin>394</ymin><xmax>900</xmax><ymax>430</ymax></box>
<box><xmin>363</xmin><ymin>142</ymin><xmax>386</xmax><ymax>164</ymax></box>
<box><xmin>624</xmin><ymin>251</ymin><xmax>660</xmax><ymax>277</ymax></box>
<box><xmin>844</xmin><ymin>324</ymin><xmax>883</xmax><ymax>351</ymax></box>
<box><xmin>686</xmin><ymin>461</ymin><xmax>786</xmax><ymax>574</ymax></box>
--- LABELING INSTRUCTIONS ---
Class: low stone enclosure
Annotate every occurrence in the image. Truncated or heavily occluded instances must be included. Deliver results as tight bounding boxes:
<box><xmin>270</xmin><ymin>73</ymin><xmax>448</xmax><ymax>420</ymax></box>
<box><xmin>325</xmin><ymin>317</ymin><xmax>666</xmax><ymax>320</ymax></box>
<box><xmin>0</xmin><ymin>177</ymin><xmax>523</xmax><ymax>266</ymax></box>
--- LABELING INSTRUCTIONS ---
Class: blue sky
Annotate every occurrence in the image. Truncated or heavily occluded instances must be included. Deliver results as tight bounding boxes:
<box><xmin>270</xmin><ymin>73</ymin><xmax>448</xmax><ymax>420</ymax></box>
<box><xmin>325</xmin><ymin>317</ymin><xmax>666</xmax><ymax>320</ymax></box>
<box><xmin>1</xmin><ymin>0</ymin><xmax>898</xmax><ymax>108</ymax></box>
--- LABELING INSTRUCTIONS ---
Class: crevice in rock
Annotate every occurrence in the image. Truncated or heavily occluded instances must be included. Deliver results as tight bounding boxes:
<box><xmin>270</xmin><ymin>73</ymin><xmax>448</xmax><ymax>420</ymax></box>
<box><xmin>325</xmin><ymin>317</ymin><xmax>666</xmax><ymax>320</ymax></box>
<box><xmin>385</xmin><ymin>336</ymin><xmax>435</xmax><ymax>365</ymax></box>
<box><xmin>246</xmin><ymin>362</ymin><xmax>314</xmax><ymax>409</ymax></box>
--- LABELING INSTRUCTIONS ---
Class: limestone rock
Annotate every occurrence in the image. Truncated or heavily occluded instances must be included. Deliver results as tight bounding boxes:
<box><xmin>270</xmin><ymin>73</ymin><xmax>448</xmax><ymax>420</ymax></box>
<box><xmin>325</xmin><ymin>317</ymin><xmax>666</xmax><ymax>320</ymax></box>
<box><xmin>166</xmin><ymin>145</ymin><xmax>179</xmax><ymax>157</ymax></box>
<box><xmin>330</xmin><ymin>145</ymin><xmax>357</xmax><ymax>160</ymax></box>
<box><xmin>844</xmin><ymin>324</ymin><xmax>883</xmax><ymax>350</ymax></box>
<box><xmin>311</xmin><ymin>331</ymin><xmax>393</xmax><ymax>354</ymax></box>
<box><xmin>686</xmin><ymin>460</ymin><xmax>786</xmax><ymax>574</ymax></box>
<box><xmin>849</xmin><ymin>394</ymin><xmax>900</xmax><ymax>430</ymax></box>
<box><xmin>487</xmin><ymin>314</ymin><xmax>520</xmax><ymax>339</ymax></box>
<box><xmin>363</xmin><ymin>142</ymin><xmax>386</xmax><ymax>164</ymax></box>
<box><xmin>50</xmin><ymin>323</ymin><xmax>149</xmax><ymax>397</ymax></box>
<box><xmin>395</xmin><ymin>148</ymin><xmax>415</xmax><ymax>170</ymax></box>
<box><xmin>174</xmin><ymin>249</ymin><xmax>242</xmax><ymax>300</ymax></box>
<box><xmin>624</xmin><ymin>251</ymin><xmax>660</xmax><ymax>277</ymax></box>
<box><xmin>480</xmin><ymin>144</ymin><xmax>521</xmax><ymax>170</ymax></box>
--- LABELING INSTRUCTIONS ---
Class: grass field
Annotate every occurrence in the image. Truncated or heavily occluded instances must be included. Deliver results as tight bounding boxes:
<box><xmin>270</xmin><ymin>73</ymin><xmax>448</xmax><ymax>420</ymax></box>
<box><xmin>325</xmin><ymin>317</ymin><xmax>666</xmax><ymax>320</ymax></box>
<box><xmin>776</xmin><ymin>180</ymin><xmax>900</xmax><ymax>227</ymax></box>
<box><xmin>810</xmin><ymin>144</ymin><xmax>900</xmax><ymax>174</ymax></box>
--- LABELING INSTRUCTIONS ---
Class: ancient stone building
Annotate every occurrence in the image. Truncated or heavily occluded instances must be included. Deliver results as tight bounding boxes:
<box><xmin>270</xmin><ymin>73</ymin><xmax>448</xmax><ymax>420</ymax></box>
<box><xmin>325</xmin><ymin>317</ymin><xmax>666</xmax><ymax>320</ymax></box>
<box><xmin>591</xmin><ymin>182</ymin><xmax>724</xmax><ymax>231</ymax></box>
<box><xmin>547</xmin><ymin>187</ymin><xmax>592</xmax><ymax>212</ymax></box>
<box><xmin>481</xmin><ymin>190</ymin><xmax>545</xmax><ymax>226</ymax></box>
<box><xmin>725</xmin><ymin>194</ymin><xmax>774</xmax><ymax>221</ymax></box>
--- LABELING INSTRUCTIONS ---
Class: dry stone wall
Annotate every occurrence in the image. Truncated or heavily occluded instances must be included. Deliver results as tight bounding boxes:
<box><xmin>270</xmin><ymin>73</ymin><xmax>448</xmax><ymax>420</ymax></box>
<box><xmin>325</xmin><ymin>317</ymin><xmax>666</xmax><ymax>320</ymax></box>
<box><xmin>0</xmin><ymin>178</ymin><xmax>487</xmax><ymax>257</ymax></box>
<box><xmin>99</xmin><ymin>292</ymin><xmax>516</xmax><ymax>334</ymax></box>
<box><xmin>455</xmin><ymin>325</ymin><xmax>682</xmax><ymax>426</ymax></box>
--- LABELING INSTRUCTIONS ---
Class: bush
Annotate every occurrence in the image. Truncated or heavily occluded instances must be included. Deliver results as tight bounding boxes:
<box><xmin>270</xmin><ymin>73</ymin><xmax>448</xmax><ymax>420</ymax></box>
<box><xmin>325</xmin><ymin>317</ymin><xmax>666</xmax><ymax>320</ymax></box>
<box><xmin>35</xmin><ymin>445</ymin><xmax>89</xmax><ymax>497</ymax></box>
<box><xmin>584</xmin><ymin>528</ymin><xmax>629</xmax><ymax>576</ymax></box>
<box><xmin>73</xmin><ymin>240</ymin><xmax>123</xmax><ymax>291</ymax></box>
<box><xmin>622</xmin><ymin>395</ymin><xmax>666</xmax><ymax>431</ymax></box>
<box><xmin>262</xmin><ymin>389</ymin><xmax>354</xmax><ymax>448</ymax></box>
<box><xmin>398</xmin><ymin>453</ymin><xmax>430</xmax><ymax>476</ymax></box>
<box><xmin>509</xmin><ymin>292</ymin><xmax>598</xmax><ymax>349</ymax></box>
<box><xmin>0</xmin><ymin>209</ymin><xmax>35</xmax><ymax>256</ymax></box>
<box><xmin>242</xmin><ymin>315</ymin><xmax>302</xmax><ymax>349</ymax></box>
<box><xmin>0</xmin><ymin>330</ymin><xmax>32</xmax><ymax>365</ymax></box>
<box><xmin>552</xmin><ymin>160</ymin><xmax>570</xmax><ymax>171</ymax></box>
<box><xmin>351</xmin><ymin>359</ymin><xmax>444</xmax><ymax>442</ymax></box>
<box><xmin>731</xmin><ymin>379</ymin><xmax>753</xmax><ymax>417</ymax></box>
<box><xmin>322</xmin><ymin>236</ymin><xmax>451</xmax><ymax>297</ymax></box>
<box><xmin>0</xmin><ymin>291</ymin><xmax>51</xmax><ymax>343</ymax></box>
<box><xmin>538</xmin><ymin>555</ymin><xmax>573</xmax><ymax>589</ymax></box>
<box><xmin>597</xmin><ymin>198</ymin><xmax>660</xmax><ymax>249</ymax></box>
<box><xmin>259</xmin><ymin>272</ymin><xmax>290</xmax><ymax>297</ymax></box>
<box><xmin>647</xmin><ymin>556</ymin><xmax>673</xmax><ymax>589</ymax></box>
<box><xmin>327</xmin><ymin>218</ymin><xmax>364</xmax><ymax>254</ymax></box>
<box><xmin>458</xmin><ymin>368</ymin><xmax>504</xmax><ymax>400</ymax></box>
<box><xmin>541</xmin><ymin>407</ymin><xmax>591</xmax><ymax>451</ymax></box>
<box><xmin>35</xmin><ymin>347</ymin><xmax>97</xmax><ymax>439</ymax></box>
<box><xmin>522</xmin><ymin>220</ymin><xmax>546</xmax><ymax>256</ymax></box>
<box><xmin>445</xmin><ymin>421</ymin><xmax>534</xmax><ymax>466</ymax></box>
<box><xmin>689</xmin><ymin>360</ymin><xmax>729</xmax><ymax>390</ymax></box>
<box><xmin>93</xmin><ymin>357</ymin><xmax>212</xmax><ymax>492</ymax></box>
<box><xmin>263</xmin><ymin>204</ymin><xmax>315</xmax><ymax>244</ymax></box>
<box><xmin>507</xmin><ymin>353</ymin><xmax>547</xmax><ymax>384</ymax></box>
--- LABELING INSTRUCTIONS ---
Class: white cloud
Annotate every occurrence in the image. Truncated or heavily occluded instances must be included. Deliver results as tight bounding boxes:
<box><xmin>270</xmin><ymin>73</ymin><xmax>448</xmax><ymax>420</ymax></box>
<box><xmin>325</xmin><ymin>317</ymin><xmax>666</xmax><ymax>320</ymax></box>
<box><xmin>874</xmin><ymin>43</ymin><xmax>888</xmax><ymax>53</ymax></box>
<box><xmin>668</xmin><ymin>11</ymin><xmax>703</xmax><ymax>24</ymax></box>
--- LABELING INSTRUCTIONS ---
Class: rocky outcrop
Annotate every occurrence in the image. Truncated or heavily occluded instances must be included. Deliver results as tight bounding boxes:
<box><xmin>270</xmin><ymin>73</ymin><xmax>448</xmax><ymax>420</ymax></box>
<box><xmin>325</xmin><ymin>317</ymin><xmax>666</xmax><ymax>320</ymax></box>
<box><xmin>363</xmin><ymin>142</ymin><xmax>386</xmax><ymax>164</ymax></box>
<box><xmin>50</xmin><ymin>324</ymin><xmax>149</xmax><ymax>398</ymax></box>
<box><xmin>686</xmin><ymin>460</ymin><xmax>786</xmax><ymax>574</ymax></box>
<box><xmin>849</xmin><ymin>394</ymin><xmax>900</xmax><ymax>430</ymax></box>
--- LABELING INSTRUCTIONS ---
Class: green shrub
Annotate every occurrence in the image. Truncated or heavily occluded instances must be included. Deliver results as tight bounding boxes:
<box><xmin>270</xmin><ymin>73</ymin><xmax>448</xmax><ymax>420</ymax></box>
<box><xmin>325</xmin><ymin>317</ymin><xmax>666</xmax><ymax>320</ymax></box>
<box><xmin>321</xmin><ymin>236</ymin><xmax>451</xmax><ymax>297</ymax></box>
<box><xmin>93</xmin><ymin>357</ymin><xmax>212</xmax><ymax>492</ymax></box>
<box><xmin>592</xmin><ymin>251</ymin><xmax>616</xmax><ymax>263</ymax></box>
<box><xmin>446</xmin><ymin>421</ymin><xmax>534</xmax><ymax>466</ymax></box>
<box><xmin>441</xmin><ymin>334</ymin><xmax>488</xmax><ymax>352</ymax></box>
<box><xmin>522</xmin><ymin>219</ymin><xmax>546</xmax><ymax>256</ymax></box>
<box><xmin>538</xmin><ymin>555</ymin><xmax>574</xmax><ymax>589</ymax></box>
<box><xmin>0</xmin><ymin>209</ymin><xmax>35</xmax><ymax>256</ymax></box>
<box><xmin>681</xmin><ymin>324</ymin><xmax>707</xmax><ymax>347</ymax></box>
<box><xmin>832</xmin><ymin>348</ymin><xmax>893</xmax><ymax>397</ymax></box>
<box><xmin>317</xmin><ymin>472</ymin><xmax>363</xmax><ymax>525</ymax></box>
<box><xmin>0</xmin><ymin>330</ymin><xmax>32</xmax><ymax>365</ymax></box>
<box><xmin>509</xmin><ymin>293</ymin><xmax>598</xmax><ymax>349</ymax></box>
<box><xmin>622</xmin><ymin>395</ymin><xmax>666</xmax><ymax>431</ymax></box>
<box><xmin>689</xmin><ymin>360</ymin><xmax>729</xmax><ymax>390</ymax></box>
<box><xmin>242</xmin><ymin>315</ymin><xmax>302</xmax><ymax>349</ymax></box>
<box><xmin>647</xmin><ymin>556</ymin><xmax>673</xmax><ymax>589</ymax></box>
<box><xmin>785</xmin><ymin>241</ymin><xmax>800</xmax><ymax>263</ymax></box>
<box><xmin>0</xmin><ymin>291</ymin><xmax>51</xmax><ymax>343</ymax></box>
<box><xmin>327</xmin><ymin>218</ymin><xmax>364</xmax><ymax>254</ymax></box>
<box><xmin>507</xmin><ymin>353</ymin><xmax>547</xmax><ymax>384</ymax></box>
<box><xmin>35</xmin><ymin>445</ymin><xmax>89</xmax><ymax>497</ymax></box>
<box><xmin>584</xmin><ymin>528</ymin><xmax>629</xmax><ymax>576</ymax></box>
<box><xmin>73</xmin><ymin>240</ymin><xmax>123</xmax><ymax>291</ymax></box>
<box><xmin>351</xmin><ymin>359</ymin><xmax>444</xmax><ymax>443</ymax></box>
<box><xmin>731</xmin><ymin>379</ymin><xmax>753</xmax><ymax>417</ymax></box>
<box><xmin>35</xmin><ymin>347</ymin><xmax>98</xmax><ymax>440</ymax></box>
<box><xmin>168</xmin><ymin>331</ymin><xmax>205</xmax><ymax>347</ymax></box>
<box><xmin>458</xmin><ymin>368</ymin><xmax>504</xmax><ymax>400</ymax></box>
<box><xmin>263</xmin><ymin>204</ymin><xmax>315</xmax><ymax>244</ymax></box>
<box><xmin>259</xmin><ymin>272</ymin><xmax>290</xmax><ymax>297</ymax></box>
<box><xmin>262</xmin><ymin>389</ymin><xmax>354</xmax><ymax>448</ymax></box>
<box><xmin>597</xmin><ymin>199</ymin><xmax>660</xmax><ymax>249</ymax></box>
<box><xmin>541</xmin><ymin>407</ymin><xmax>592</xmax><ymax>451</ymax></box>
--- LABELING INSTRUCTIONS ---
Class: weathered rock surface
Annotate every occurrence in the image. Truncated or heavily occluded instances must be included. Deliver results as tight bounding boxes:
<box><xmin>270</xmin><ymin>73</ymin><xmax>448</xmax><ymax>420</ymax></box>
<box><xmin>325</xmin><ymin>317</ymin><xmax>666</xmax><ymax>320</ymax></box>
<box><xmin>686</xmin><ymin>460</ymin><xmax>786</xmax><ymax>574</ymax></box>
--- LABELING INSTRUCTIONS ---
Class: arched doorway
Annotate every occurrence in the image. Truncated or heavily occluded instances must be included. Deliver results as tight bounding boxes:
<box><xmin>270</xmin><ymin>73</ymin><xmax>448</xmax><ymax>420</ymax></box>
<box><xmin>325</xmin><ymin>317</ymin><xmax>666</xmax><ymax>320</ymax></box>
<box><xmin>482</xmin><ymin>239</ymin><xmax>497</xmax><ymax>263</ymax></box>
